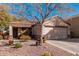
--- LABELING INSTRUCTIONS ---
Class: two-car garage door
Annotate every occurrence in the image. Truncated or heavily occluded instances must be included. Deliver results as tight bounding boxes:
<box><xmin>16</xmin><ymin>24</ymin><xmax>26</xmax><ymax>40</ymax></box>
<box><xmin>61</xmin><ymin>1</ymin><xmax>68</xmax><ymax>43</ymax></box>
<box><xmin>45</xmin><ymin>27</ymin><xmax>68</xmax><ymax>39</ymax></box>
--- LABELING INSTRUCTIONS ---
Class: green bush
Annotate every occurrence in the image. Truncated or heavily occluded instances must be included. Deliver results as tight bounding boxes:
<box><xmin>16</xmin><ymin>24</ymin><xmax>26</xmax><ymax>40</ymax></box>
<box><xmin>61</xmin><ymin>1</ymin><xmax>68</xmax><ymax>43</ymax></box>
<box><xmin>14</xmin><ymin>42</ymin><xmax>22</xmax><ymax>48</ymax></box>
<box><xmin>42</xmin><ymin>51</ymin><xmax>51</xmax><ymax>56</ymax></box>
<box><xmin>20</xmin><ymin>35</ymin><xmax>31</xmax><ymax>42</ymax></box>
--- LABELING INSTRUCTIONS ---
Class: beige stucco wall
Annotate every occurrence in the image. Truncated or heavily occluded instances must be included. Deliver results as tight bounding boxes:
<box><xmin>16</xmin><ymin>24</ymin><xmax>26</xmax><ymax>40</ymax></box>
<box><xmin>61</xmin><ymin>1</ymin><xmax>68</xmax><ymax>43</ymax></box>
<box><xmin>41</xmin><ymin>25</ymin><xmax>54</xmax><ymax>36</ymax></box>
<box><xmin>32</xmin><ymin>24</ymin><xmax>41</xmax><ymax>36</ymax></box>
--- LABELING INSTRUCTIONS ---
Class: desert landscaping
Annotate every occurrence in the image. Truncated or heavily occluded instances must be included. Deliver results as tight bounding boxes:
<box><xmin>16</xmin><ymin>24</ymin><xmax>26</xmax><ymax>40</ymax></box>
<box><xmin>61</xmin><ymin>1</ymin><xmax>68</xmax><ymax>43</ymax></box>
<box><xmin>0</xmin><ymin>40</ymin><xmax>74</xmax><ymax>56</ymax></box>
<box><xmin>0</xmin><ymin>3</ymin><xmax>79</xmax><ymax>56</ymax></box>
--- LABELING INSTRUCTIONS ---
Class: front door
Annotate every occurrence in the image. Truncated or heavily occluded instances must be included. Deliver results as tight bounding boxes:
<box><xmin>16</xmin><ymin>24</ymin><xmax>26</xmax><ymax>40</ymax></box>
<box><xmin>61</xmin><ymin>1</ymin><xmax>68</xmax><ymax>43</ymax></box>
<box><xmin>13</xmin><ymin>27</ymin><xmax>18</xmax><ymax>39</ymax></box>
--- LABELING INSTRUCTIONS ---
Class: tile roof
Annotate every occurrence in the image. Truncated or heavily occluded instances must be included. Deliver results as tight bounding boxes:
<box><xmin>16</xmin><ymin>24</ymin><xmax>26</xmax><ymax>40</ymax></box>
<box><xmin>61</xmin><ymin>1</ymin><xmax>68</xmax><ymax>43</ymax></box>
<box><xmin>43</xmin><ymin>15</ymin><xmax>69</xmax><ymax>27</ymax></box>
<box><xmin>10</xmin><ymin>20</ymin><xmax>35</xmax><ymax>27</ymax></box>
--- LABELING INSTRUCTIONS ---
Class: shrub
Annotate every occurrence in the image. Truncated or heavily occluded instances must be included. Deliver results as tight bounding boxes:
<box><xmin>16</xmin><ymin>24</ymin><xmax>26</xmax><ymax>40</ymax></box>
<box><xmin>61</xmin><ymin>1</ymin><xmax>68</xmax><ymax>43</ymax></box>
<box><xmin>42</xmin><ymin>51</ymin><xmax>51</xmax><ymax>56</ymax></box>
<box><xmin>14</xmin><ymin>42</ymin><xmax>22</xmax><ymax>48</ymax></box>
<box><xmin>20</xmin><ymin>35</ymin><xmax>31</xmax><ymax>42</ymax></box>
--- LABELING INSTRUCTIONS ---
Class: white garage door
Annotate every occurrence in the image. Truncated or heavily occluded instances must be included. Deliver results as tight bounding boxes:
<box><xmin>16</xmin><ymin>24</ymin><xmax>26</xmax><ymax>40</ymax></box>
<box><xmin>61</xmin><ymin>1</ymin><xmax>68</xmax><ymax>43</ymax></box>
<box><xmin>47</xmin><ymin>27</ymin><xmax>68</xmax><ymax>39</ymax></box>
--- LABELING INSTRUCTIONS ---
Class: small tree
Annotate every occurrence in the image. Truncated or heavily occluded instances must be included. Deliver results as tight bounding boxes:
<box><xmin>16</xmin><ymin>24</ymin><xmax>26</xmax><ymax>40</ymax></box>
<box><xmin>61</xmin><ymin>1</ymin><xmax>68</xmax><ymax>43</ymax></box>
<box><xmin>31</xmin><ymin>3</ymin><xmax>75</xmax><ymax>45</ymax></box>
<box><xmin>12</xmin><ymin>3</ymin><xmax>74</xmax><ymax>45</ymax></box>
<box><xmin>4</xmin><ymin>3</ymin><xmax>75</xmax><ymax>45</ymax></box>
<box><xmin>0</xmin><ymin>5</ymin><xmax>14</xmax><ymax>41</ymax></box>
<box><xmin>0</xmin><ymin>5</ymin><xmax>12</xmax><ymax>32</ymax></box>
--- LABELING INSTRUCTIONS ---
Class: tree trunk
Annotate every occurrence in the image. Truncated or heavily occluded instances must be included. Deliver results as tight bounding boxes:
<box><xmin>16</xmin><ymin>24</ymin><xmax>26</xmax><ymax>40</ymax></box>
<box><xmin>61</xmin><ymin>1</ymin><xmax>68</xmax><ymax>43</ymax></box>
<box><xmin>35</xmin><ymin>23</ymin><xmax>43</xmax><ymax>46</ymax></box>
<box><xmin>39</xmin><ymin>24</ymin><xmax>43</xmax><ymax>46</ymax></box>
<box><xmin>39</xmin><ymin>36</ymin><xmax>43</xmax><ymax>45</ymax></box>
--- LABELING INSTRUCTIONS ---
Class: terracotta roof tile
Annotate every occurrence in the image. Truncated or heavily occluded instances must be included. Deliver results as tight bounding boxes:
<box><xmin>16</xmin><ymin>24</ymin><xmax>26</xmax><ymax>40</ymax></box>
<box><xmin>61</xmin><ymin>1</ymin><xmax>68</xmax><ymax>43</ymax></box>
<box><xmin>10</xmin><ymin>20</ymin><xmax>35</xmax><ymax>27</ymax></box>
<box><xmin>43</xmin><ymin>15</ymin><xmax>69</xmax><ymax>27</ymax></box>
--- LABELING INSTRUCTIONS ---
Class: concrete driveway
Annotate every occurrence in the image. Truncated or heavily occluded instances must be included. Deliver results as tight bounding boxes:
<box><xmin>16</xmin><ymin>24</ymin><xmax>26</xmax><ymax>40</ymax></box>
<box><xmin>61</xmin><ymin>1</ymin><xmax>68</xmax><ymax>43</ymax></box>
<box><xmin>46</xmin><ymin>39</ymin><xmax>79</xmax><ymax>55</ymax></box>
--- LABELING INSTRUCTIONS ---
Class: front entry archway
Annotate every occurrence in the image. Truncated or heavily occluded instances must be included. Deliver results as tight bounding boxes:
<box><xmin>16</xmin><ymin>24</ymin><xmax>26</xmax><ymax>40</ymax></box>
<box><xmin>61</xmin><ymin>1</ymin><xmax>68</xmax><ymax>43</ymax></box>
<box><xmin>13</xmin><ymin>27</ymin><xmax>32</xmax><ymax>39</ymax></box>
<box><xmin>9</xmin><ymin>26</ymin><xmax>32</xmax><ymax>40</ymax></box>
<box><xmin>9</xmin><ymin>20</ymin><xmax>34</xmax><ymax>40</ymax></box>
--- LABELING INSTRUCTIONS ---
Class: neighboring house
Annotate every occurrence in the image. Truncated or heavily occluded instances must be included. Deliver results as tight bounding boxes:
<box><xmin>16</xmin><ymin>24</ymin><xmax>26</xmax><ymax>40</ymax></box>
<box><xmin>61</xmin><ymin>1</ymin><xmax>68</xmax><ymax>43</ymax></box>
<box><xmin>66</xmin><ymin>15</ymin><xmax>79</xmax><ymax>38</ymax></box>
<box><xmin>32</xmin><ymin>16</ymin><xmax>70</xmax><ymax>40</ymax></box>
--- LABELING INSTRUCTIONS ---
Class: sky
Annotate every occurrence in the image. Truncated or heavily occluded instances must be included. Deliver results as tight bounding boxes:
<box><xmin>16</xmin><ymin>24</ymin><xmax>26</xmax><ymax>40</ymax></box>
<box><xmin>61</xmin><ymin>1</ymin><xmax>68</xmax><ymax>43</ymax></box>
<box><xmin>0</xmin><ymin>3</ymin><xmax>79</xmax><ymax>20</ymax></box>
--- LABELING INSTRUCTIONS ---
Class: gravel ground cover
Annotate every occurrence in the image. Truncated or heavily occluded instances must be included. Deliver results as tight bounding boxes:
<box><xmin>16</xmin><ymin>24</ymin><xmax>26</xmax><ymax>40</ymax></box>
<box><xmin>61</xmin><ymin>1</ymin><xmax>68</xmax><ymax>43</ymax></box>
<box><xmin>0</xmin><ymin>40</ymin><xmax>73</xmax><ymax>56</ymax></box>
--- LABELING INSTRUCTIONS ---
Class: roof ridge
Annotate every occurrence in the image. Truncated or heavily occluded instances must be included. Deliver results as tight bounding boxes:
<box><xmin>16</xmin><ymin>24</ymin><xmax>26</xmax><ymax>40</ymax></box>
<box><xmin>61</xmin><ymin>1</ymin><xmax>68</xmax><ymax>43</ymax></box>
<box><xmin>64</xmin><ymin>14</ymin><xmax>79</xmax><ymax>20</ymax></box>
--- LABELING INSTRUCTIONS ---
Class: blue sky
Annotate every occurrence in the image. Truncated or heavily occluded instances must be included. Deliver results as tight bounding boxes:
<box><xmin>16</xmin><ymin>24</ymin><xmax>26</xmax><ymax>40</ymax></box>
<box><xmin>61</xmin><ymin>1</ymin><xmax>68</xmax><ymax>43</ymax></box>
<box><xmin>1</xmin><ymin>3</ymin><xmax>79</xmax><ymax>20</ymax></box>
<box><xmin>67</xmin><ymin>3</ymin><xmax>79</xmax><ymax>16</ymax></box>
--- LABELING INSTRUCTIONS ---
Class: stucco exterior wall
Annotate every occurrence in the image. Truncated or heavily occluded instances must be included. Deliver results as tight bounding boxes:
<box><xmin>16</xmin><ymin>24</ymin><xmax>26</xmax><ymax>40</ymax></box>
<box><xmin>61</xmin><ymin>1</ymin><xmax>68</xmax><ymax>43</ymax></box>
<box><xmin>41</xmin><ymin>25</ymin><xmax>54</xmax><ymax>36</ymax></box>
<box><xmin>32</xmin><ymin>24</ymin><xmax>41</xmax><ymax>36</ymax></box>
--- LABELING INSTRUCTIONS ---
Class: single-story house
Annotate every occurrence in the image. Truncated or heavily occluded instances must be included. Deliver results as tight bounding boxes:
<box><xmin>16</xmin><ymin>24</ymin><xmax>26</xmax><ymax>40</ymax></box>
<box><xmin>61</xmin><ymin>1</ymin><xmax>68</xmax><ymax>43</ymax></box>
<box><xmin>65</xmin><ymin>15</ymin><xmax>79</xmax><ymax>38</ymax></box>
<box><xmin>8</xmin><ymin>15</ymin><xmax>70</xmax><ymax>40</ymax></box>
<box><xmin>32</xmin><ymin>15</ymin><xmax>70</xmax><ymax>40</ymax></box>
